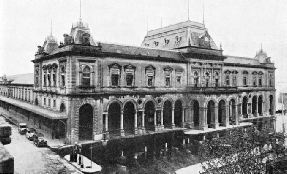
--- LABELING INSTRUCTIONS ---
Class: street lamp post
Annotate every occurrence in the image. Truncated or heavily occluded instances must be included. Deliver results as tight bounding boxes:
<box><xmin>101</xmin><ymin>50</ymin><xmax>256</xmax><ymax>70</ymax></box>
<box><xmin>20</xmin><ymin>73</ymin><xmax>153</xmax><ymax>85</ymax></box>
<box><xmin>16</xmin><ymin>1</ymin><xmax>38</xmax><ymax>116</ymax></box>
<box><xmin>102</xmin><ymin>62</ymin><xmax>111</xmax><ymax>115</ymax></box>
<box><xmin>90</xmin><ymin>144</ymin><xmax>93</xmax><ymax>168</ymax></box>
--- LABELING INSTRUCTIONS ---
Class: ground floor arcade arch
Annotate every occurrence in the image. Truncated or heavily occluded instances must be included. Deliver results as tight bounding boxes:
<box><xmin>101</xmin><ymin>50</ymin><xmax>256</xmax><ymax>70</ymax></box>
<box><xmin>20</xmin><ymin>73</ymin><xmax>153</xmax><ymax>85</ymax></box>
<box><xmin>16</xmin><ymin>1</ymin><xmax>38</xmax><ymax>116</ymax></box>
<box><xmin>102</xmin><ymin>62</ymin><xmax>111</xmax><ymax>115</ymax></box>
<box><xmin>174</xmin><ymin>100</ymin><xmax>183</xmax><ymax>127</ymax></box>
<box><xmin>123</xmin><ymin>102</ymin><xmax>135</xmax><ymax>134</ymax></box>
<box><xmin>207</xmin><ymin>100</ymin><xmax>215</xmax><ymax>128</ymax></box>
<box><xmin>108</xmin><ymin>102</ymin><xmax>121</xmax><ymax>135</ymax></box>
<box><xmin>191</xmin><ymin>100</ymin><xmax>200</xmax><ymax>128</ymax></box>
<box><xmin>79</xmin><ymin>104</ymin><xmax>93</xmax><ymax>140</ymax></box>
<box><xmin>163</xmin><ymin>100</ymin><xmax>173</xmax><ymax>128</ymax></box>
<box><xmin>258</xmin><ymin>95</ymin><xmax>263</xmax><ymax>116</ymax></box>
<box><xmin>218</xmin><ymin>100</ymin><xmax>226</xmax><ymax>126</ymax></box>
<box><xmin>243</xmin><ymin>96</ymin><xmax>248</xmax><ymax>118</ymax></box>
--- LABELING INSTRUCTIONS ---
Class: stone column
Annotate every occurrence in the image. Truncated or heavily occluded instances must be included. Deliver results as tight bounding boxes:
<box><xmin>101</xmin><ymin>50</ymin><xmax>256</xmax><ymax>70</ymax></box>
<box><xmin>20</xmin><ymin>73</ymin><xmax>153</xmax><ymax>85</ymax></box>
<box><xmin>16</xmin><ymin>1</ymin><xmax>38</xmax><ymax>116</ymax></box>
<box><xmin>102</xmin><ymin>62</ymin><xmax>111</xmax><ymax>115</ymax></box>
<box><xmin>103</xmin><ymin>113</ymin><xmax>109</xmax><ymax>139</ymax></box>
<box><xmin>171</xmin><ymin>107</ymin><xmax>175</xmax><ymax>129</ymax></box>
<box><xmin>154</xmin><ymin>110</ymin><xmax>157</xmax><ymax>131</ymax></box>
<box><xmin>134</xmin><ymin>110</ymin><xmax>138</xmax><ymax>135</ymax></box>
<box><xmin>235</xmin><ymin>104</ymin><xmax>239</xmax><ymax>125</ymax></box>
<box><xmin>181</xmin><ymin>107</ymin><xmax>185</xmax><ymax>128</ymax></box>
<box><xmin>142</xmin><ymin>110</ymin><xmax>145</xmax><ymax>133</ymax></box>
<box><xmin>225</xmin><ymin>105</ymin><xmax>229</xmax><ymax>127</ymax></box>
<box><xmin>189</xmin><ymin>107</ymin><xmax>194</xmax><ymax>128</ymax></box>
<box><xmin>161</xmin><ymin>109</ymin><xmax>164</xmax><ymax>129</ymax></box>
<box><xmin>214</xmin><ymin>103</ymin><xmax>219</xmax><ymax>128</ymax></box>
<box><xmin>120</xmin><ymin>110</ymin><xmax>125</xmax><ymax>136</ymax></box>
<box><xmin>200</xmin><ymin>107</ymin><xmax>208</xmax><ymax>130</ymax></box>
<box><xmin>255</xmin><ymin>97</ymin><xmax>259</xmax><ymax>117</ymax></box>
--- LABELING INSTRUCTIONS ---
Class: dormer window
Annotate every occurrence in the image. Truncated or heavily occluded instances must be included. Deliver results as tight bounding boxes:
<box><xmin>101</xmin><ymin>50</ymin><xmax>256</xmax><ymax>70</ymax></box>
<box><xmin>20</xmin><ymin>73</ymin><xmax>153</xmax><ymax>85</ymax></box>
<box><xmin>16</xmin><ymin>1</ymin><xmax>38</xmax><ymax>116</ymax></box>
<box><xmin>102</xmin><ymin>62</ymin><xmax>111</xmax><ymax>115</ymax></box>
<box><xmin>153</xmin><ymin>41</ymin><xmax>159</xmax><ymax>47</ymax></box>
<box><xmin>145</xmin><ymin>65</ymin><xmax>156</xmax><ymax>87</ymax></box>
<box><xmin>82</xmin><ymin>66</ymin><xmax>91</xmax><ymax>86</ymax></box>
<box><xmin>109</xmin><ymin>63</ymin><xmax>122</xmax><ymax>87</ymax></box>
<box><xmin>124</xmin><ymin>64</ymin><xmax>136</xmax><ymax>87</ymax></box>
<box><xmin>164</xmin><ymin>38</ymin><xmax>170</xmax><ymax>47</ymax></box>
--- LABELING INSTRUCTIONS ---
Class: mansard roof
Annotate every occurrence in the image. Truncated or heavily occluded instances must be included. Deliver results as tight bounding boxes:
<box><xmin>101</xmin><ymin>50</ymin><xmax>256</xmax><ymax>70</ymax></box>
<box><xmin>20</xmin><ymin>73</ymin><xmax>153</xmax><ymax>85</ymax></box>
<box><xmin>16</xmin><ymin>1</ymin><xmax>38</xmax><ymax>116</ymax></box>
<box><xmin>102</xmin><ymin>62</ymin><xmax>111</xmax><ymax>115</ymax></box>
<box><xmin>141</xmin><ymin>20</ymin><xmax>218</xmax><ymax>50</ymax></box>
<box><xmin>100</xmin><ymin>42</ymin><xmax>184</xmax><ymax>61</ymax></box>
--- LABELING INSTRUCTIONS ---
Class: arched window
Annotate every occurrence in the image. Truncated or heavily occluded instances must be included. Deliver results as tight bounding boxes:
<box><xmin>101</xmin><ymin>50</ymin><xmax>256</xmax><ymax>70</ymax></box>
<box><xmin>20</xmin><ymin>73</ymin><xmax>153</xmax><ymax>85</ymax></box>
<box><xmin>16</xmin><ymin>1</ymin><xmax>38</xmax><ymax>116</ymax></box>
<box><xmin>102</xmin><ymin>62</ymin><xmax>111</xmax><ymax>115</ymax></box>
<box><xmin>60</xmin><ymin>103</ymin><xmax>66</xmax><ymax>112</ymax></box>
<box><xmin>82</xmin><ymin>66</ymin><xmax>91</xmax><ymax>86</ymax></box>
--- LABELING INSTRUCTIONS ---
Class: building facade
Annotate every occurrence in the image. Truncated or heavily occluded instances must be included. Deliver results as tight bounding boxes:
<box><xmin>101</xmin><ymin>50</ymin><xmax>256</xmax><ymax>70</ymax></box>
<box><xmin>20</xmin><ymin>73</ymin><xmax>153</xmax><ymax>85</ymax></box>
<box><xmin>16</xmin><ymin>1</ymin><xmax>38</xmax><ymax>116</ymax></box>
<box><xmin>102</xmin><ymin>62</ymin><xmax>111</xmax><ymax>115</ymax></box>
<box><xmin>0</xmin><ymin>18</ymin><xmax>276</xmax><ymax>144</ymax></box>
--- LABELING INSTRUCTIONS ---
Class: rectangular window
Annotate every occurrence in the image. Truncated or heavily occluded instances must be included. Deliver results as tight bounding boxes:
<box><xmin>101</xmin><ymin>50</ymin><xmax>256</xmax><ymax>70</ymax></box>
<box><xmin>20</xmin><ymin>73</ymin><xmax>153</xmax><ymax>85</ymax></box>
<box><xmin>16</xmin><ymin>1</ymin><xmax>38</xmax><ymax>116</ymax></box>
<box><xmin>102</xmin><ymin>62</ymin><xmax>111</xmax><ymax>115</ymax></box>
<box><xmin>148</xmin><ymin>76</ymin><xmax>153</xmax><ymax>87</ymax></box>
<box><xmin>53</xmin><ymin>73</ymin><xmax>56</xmax><ymax>87</ymax></box>
<box><xmin>176</xmin><ymin>76</ymin><xmax>181</xmax><ymax>86</ymax></box>
<box><xmin>53</xmin><ymin>100</ymin><xmax>56</xmax><ymax>108</ymax></box>
<box><xmin>82</xmin><ymin>76</ymin><xmax>90</xmax><ymax>86</ymax></box>
<box><xmin>44</xmin><ymin>98</ymin><xmax>46</xmax><ymax>106</ymax></box>
<box><xmin>232</xmin><ymin>76</ymin><xmax>237</xmax><ymax>86</ymax></box>
<box><xmin>253</xmin><ymin>76</ymin><xmax>257</xmax><ymax>86</ymax></box>
<box><xmin>44</xmin><ymin>74</ymin><xmax>46</xmax><ymax>86</ymax></box>
<box><xmin>61</xmin><ymin>74</ymin><xmax>65</xmax><ymax>86</ymax></box>
<box><xmin>259</xmin><ymin>77</ymin><xmax>262</xmax><ymax>86</ymax></box>
<box><xmin>165</xmin><ymin>75</ymin><xmax>171</xmax><ymax>87</ymax></box>
<box><xmin>194</xmin><ymin>77</ymin><xmax>199</xmax><ymax>87</ymax></box>
<box><xmin>47</xmin><ymin>74</ymin><xmax>51</xmax><ymax>86</ymax></box>
<box><xmin>243</xmin><ymin>76</ymin><xmax>247</xmax><ymax>86</ymax></box>
<box><xmin>126</xmin><ymin>73</ymin><xmax>134</xmax><ymax>86</ymax></box>
<box><xmin>48</xmin><ymin>99</ymin><xmax>51</xmax><ymax>107</ymax></box>
<box><xmin>225</xmin><ymin>75</ymin><xmax>230</xmax><ymax>86</ymax></box>
<box><xmin>111</xmin><ymin>74</ymin><xmax>119</xmax><ymax>86</ymax></box>
<box><xmin>215</xmin><ymin>79</ymin><xmax>219</xmax><ymax>87</ymax></box>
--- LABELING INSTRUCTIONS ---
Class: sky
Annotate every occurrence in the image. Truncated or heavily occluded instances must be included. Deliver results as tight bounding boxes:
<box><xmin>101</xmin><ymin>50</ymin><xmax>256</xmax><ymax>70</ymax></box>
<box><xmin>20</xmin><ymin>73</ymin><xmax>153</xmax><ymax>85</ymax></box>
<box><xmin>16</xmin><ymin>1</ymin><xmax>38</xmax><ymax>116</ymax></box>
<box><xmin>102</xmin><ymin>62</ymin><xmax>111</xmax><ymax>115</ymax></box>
<box><xmin>0</xmin><ymin>0</ymin><xmax>287</xmax><ymax>93</ymax></box>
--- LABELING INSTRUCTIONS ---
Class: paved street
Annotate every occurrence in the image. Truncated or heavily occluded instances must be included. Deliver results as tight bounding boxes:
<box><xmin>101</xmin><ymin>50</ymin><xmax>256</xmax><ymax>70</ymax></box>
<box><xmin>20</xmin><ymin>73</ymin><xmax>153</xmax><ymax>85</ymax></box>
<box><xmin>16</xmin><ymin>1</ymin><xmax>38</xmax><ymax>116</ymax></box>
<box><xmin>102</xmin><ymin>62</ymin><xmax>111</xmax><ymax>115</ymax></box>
<box><xmin>4</xmin><ymin>122</ymin><xmax>82</xmax><ymax>174</ymax></box>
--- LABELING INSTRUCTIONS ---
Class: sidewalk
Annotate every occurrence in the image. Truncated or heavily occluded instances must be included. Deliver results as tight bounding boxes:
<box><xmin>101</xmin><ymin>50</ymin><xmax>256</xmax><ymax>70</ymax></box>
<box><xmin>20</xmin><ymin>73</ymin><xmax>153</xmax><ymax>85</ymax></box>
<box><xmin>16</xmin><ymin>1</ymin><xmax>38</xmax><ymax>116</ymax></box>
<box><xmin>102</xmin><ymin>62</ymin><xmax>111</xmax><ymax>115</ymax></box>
<box><xmin>64</xmin><ymin>154</ymin><xmax>102</xmax><ymax>174</ymax></box>
<box><xmin>0</xmin><ymin>112</ymin><xmax>66</xmax><ymax>148</ymax></box>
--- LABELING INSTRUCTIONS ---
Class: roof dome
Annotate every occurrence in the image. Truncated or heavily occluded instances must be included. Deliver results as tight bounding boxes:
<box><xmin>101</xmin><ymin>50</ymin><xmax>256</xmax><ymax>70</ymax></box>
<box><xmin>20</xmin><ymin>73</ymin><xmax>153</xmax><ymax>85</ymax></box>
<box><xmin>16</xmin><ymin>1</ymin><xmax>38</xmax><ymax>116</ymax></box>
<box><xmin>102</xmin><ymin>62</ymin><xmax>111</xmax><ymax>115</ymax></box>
<box><xmin>43</xmin><ymin>35</ymin><xmax>58</xmax><ymax>54</ymax></box>
<box><xmin>70</xmin><ymin>19</ymin><xmax>96</xmax><ymax>46</ymax></box>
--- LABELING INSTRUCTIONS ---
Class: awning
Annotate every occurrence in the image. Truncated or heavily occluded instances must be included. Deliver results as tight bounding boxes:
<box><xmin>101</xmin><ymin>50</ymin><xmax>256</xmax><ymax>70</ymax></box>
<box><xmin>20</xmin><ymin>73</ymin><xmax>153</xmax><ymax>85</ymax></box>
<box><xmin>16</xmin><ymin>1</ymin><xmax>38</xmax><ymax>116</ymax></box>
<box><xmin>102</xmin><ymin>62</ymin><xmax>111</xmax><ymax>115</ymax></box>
<box><xmin>0</xmin><ymin>96</ymin><xmax>67</xmax><ymax>120</ymax></box>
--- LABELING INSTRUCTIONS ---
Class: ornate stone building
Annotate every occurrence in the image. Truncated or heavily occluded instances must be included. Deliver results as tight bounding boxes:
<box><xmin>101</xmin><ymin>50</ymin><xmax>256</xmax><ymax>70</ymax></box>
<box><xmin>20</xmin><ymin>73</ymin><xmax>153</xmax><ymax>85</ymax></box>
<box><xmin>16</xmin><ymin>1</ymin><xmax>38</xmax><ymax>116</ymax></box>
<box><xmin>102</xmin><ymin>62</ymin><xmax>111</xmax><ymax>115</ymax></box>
<box><xmin>0</xmin><ymin>18</ymin><xmax>276</xmax><ymax>144</ymax></box>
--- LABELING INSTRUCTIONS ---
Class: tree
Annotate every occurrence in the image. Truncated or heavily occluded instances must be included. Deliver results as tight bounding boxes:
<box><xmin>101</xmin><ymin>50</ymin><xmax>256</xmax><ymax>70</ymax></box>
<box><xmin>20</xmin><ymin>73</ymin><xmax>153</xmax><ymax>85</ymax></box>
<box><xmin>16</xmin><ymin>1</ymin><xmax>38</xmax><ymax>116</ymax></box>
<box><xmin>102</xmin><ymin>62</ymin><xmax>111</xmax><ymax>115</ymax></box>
<box><xmin>199</xmin><ymin>126</ymin><xmax>287</xmax><ymax>174</ymax></box>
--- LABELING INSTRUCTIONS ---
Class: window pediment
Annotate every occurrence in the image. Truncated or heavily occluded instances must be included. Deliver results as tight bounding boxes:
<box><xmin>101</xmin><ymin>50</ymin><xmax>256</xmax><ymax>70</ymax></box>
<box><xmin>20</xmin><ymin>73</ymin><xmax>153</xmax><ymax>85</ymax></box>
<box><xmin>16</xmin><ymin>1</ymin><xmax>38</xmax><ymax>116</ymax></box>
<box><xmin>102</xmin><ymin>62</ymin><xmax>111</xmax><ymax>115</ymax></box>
<box><xmin>124</xmin><ymin>64</ymin><xmax>136</xmax><ymax>70</ymax></box>
<box><xmin>80</xmin><ymin>65</ymin><xmax>93</xmax><ymax>72</ymax></box>
<box><xmin>42</xmin><ymin>65</ymin><xmax>47</xmax><ymax>70</ymax></box>
<box><xmin>145</xmin><ymin>65</ymin><xmax>155</xmax><ymax>72</ymax></box>
<box><xmin>252</xmin><ymin>71</ymin><xmax>258</xmax><ymax>75</ymax></box>
<box><xmin>258</xmin><ymin>71</ymin><xmax>264</xmax><ymax>75</ymax></box>
<box><xmin>108</xmin><ymin>63</ymin><xmax>122</xmax><ymax>70</ymax></box>
<box><xmin>224</xmin><ymin>70</ymin><xmax>231</xmax><ymax>74</ymax></box>
<box><xmin>163</xmin><ymin>66</ymin><xmax>173</xmax><ymax>72</ymax></box>
<box><xmin>232</xmin><ymin>70</ymin><xmax>238</xmax><ymax>74</ymax></box>
<box><xmin>243</xmin><ymin>70</ymin><xmax>249</xmax><ymax>74</ymax></box>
